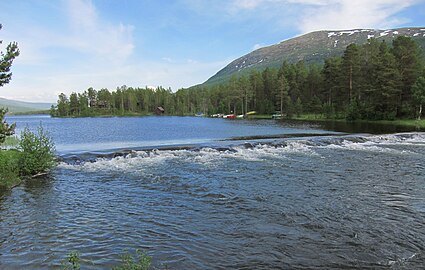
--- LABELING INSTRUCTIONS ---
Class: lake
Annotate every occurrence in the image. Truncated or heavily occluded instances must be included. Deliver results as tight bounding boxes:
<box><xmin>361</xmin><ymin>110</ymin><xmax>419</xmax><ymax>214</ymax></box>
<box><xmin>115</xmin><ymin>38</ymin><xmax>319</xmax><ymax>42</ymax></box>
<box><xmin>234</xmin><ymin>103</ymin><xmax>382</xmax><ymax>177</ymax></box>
<box><xmin>1</xmin><ymin>115</ymin><xmax>425</xmax><ymax>269</ymax></box>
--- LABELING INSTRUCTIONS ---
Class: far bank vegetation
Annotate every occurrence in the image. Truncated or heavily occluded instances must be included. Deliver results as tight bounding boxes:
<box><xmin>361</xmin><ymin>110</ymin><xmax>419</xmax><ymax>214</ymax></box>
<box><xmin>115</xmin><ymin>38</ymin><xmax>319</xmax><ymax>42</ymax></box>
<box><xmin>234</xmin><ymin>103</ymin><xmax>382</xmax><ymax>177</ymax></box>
<box><xmin>52</xmin><ymin>36</ymin><xmax>425</xmax><ymax>121</ymax></box>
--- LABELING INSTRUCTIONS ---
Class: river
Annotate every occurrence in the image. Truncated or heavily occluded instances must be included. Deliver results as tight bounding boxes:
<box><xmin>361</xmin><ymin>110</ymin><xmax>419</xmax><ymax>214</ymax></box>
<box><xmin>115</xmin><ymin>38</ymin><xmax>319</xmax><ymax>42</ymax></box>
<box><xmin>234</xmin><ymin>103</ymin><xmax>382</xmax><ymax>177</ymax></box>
<box><xmin>0</xmin><ymin>115</ymin><xmax>424</xmax><ymax>269</ymax></box>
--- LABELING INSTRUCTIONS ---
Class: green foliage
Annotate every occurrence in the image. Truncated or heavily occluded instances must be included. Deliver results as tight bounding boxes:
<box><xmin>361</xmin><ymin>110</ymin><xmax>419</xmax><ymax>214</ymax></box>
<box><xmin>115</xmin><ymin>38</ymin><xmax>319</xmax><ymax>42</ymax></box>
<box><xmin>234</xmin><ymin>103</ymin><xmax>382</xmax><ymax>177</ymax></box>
<box><xmin>1</xmin><ymin>135</ymin><xmax>19</xmax><ymax>148</ymax></box>
<box><xmin>0</xmin><ymin>24</ymin><xmax>20</xmax><ymax>87</ymax></box>
<box><xmin>61</xmin><ymin>250</ymin><xmax>152</xmax><ymax>270</ymax></box>
<box><xmin>345</xmin><ymin>101</ymin><xmax>362</xmax><ymax>121</ymax></box>
<box><xmin>0</xmin><ymin>149</ymin><xmax>21</xmax><ymax>189</ymax></box>
<box><xmin>0</xmin><ymin>108</ymin><xmax>16</xmax><ymax>144</ymax></box>
<box><xmin>61</xmin><ymin>251</ymin><xmax>81</xmax><ymax>270</ymax></box>
<box><xmin>52</xmin><ymin>36</ymin><xmax>425</xmax><ymax>121</ymax></box>
<box><xmin>412</xmin><ymin>76</ymin><xmax>425</xmax><ymax>120</ymax></box>
<box><xmin>113</xmin><ymin>250</ymin><xmax>152</xmax><ymax>270</ymax></box>
<box><xmin>18</xmin><ymin>125</ymin><xmax>55</xmax><ymax>176</ymax></box>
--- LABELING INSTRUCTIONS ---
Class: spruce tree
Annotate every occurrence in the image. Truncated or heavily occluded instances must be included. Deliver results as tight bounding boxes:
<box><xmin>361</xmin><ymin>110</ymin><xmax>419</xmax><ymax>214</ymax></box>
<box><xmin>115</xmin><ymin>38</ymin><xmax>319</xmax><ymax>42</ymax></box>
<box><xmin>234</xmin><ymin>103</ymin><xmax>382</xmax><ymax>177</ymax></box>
<box><xmin>392</xmin><ymin>36</ymin><xmax>424</xmax><ymax>117</ymax></box>
<box><xmin>412</xmin><ymin>77</ymin><xmax>425</xmax><ymax>120</ymax></box>
<box><xmin>0</xmin><ymin>24</ymin><xmax>19</xmax><ymax>142</ymax></box>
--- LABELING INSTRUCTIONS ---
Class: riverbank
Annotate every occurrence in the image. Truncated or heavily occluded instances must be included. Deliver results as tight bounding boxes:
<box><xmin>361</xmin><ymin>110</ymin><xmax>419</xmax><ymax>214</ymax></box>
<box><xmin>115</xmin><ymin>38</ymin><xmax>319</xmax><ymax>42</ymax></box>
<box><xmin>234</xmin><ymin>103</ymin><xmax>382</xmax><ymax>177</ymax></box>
<box><xmin>247</xmin><ymin>113</ymin><xmax>425</xmax><ymax>129</ymax></box>
<box><xmin>0</xmin><ymin>149</ymin><xmax>21</xmax><ymax>189</ymax></box>
<box><xmin>290</xmin><ymin>114</ymin><xmax>425</xmax><ymax>129</ymax></box>
<box><xmin>0</xmin><ymin>127</ymin><xmax>56</xmax><ymax>190</ymax></box>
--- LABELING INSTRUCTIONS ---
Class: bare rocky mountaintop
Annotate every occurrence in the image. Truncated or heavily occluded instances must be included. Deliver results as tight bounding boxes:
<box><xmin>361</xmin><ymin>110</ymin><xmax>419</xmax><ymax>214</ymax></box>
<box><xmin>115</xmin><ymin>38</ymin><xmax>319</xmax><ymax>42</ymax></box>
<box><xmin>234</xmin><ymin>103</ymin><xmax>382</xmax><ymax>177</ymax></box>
<box><xmin>205</xmin><ymin>27</ymin><xmax>425</xmax><ymax>85</ymax></box>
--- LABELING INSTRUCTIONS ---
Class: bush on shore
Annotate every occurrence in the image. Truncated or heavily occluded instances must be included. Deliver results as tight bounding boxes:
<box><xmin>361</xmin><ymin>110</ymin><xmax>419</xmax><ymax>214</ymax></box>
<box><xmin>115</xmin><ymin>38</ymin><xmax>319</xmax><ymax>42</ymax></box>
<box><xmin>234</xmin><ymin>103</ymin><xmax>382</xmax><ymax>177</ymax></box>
<box><xmin>0</xmin><ymin>149</ymin><xmax>21</xmax><ymax>189</ymax></box>
<box><xmin>18</xmin><ymin>126</ymin><xmax>55</xmax><ymax>176</ymax></box>
<box><xmin>0</xmin><ymin>125</ymin><xmax>55</xmax><ymax>189</ymax></box>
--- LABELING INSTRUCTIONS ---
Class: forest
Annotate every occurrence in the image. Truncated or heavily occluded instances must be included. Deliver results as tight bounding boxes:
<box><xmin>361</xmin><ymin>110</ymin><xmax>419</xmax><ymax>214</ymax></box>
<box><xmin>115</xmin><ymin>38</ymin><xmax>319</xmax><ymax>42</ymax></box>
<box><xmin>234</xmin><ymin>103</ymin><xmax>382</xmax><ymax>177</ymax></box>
<box><xmin>51</xmin><ymin>36</ymin><xmax>425</xmax><ymax>120</ymax></box>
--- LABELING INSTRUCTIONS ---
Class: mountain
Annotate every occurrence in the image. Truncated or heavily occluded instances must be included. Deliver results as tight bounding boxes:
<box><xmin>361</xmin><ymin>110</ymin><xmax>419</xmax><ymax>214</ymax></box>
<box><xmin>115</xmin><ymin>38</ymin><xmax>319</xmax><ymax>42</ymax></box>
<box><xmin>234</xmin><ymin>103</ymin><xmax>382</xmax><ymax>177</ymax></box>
<box><xmin>0</xmin><ymin>97</ymin><xmax>53</xmax><ymax>113</ymax></box>
<box><xmin>204</xmin><ymin>27</ymin><xmax>425</xmax><ymax>86</ymax></box>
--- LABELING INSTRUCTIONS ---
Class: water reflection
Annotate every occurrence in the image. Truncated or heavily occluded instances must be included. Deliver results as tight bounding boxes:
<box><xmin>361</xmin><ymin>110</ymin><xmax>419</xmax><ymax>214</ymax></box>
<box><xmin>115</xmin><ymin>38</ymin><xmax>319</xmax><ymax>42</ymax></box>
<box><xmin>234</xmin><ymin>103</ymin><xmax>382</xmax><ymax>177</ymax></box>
<box><xmin>1</xmin><ymin>119</ymin><xmax>425</xmax><ymax>269</ymax></box>
<box><xmin>280</xmin><ymin>119</ymin><xmax>424</xmax><ymax>134</ymax></box>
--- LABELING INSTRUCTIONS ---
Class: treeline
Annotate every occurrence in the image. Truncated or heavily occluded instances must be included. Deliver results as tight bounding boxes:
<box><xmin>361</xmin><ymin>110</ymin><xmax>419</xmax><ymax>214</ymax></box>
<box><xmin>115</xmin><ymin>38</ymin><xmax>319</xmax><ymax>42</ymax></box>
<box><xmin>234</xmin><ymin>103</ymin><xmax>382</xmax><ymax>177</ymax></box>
<box><xmin>52</xmin><ymin>36</ymin><xmax>425</xmax><ymax>120</ymax></box>
<box><xmin>51</xmin><ymin>86</ymin><xmax>177</xmax><ymax>117</ymax></box>
<box><xmin>183</xmin><ymin>36</ymin><xmax>425</xmax><ymax>120</ymax></box>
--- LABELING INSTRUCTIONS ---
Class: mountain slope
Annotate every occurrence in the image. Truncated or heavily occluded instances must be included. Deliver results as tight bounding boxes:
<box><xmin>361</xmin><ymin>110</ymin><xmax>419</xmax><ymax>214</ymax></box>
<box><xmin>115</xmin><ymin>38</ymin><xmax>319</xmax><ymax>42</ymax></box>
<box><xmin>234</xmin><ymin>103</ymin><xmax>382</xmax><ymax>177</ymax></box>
<box><xmin>0</xmin><ymin>97</ymin><xmax>53</xmax><ymax>113</ymax></box>
<box><xmin>205</xmin><ymin>27</ymin><xmax>425</xmax><ymax>86</ymax></box>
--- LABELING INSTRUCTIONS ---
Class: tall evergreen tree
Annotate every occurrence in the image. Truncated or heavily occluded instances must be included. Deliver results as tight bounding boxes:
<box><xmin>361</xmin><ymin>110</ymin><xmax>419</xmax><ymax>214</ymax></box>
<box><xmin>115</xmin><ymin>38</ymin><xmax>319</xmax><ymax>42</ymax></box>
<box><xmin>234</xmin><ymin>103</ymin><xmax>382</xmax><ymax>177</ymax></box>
<box><xmin>372</xmin><ymin>41</ymin><xmax>401</xmax><ymax>119</ymax></box>
<box><xmin>0</xmin><ymin>24</ymin><xmax>20</xmax><ymax>87</ymax></box>
<box><xmin>69</xmin><ymin>92</ymin><xmax>79</xmax><ymax>116</ymax></box>
<box><xmin>412</xmin><ymin>77</ymin><xmax>425</xmax><ymax>120</ymax></box>
<box><xmin>276</xmin><ymin>74</ymin><xmax>289</xmax><ymax>116</ymax></box>
<box><xmin>0</xmin><ymin>24</ymin><xmax>19</xmax><ymax>142</ymax></box>
<box><xmin>341</xmin><ymin>44</ymin><xmax>361</xmax><ymax>104</ymax></box>
<box><xmin>322</xmin><ymin>57</ymin><xmax>341</xmax><ymax>110</ymax></box>
<box><xmin>392</xmin><ymin>36</ymin><xmax>424</xmax><ymax>116</ymax></box>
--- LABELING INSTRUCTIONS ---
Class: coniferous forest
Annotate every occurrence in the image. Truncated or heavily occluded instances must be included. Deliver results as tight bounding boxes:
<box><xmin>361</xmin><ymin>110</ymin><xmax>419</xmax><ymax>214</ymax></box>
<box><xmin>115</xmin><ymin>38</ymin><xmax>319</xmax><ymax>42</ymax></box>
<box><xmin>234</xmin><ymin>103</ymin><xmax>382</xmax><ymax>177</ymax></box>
<box><xmin>51</xmin><ymin>36</ymin><xmax>425</xmax><ymax>121</ymax></box>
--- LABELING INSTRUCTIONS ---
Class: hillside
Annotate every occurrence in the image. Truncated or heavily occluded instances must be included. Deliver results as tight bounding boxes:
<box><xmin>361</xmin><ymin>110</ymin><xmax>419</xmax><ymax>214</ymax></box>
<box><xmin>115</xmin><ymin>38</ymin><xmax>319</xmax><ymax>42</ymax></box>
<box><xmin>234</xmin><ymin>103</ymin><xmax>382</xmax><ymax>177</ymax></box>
<box><xmin>0</xmin><ymin>97</ymin><xmax>53</xmax><ymax>113</ymax></box>
<box><xmin>204</xmin><ymin>27</ymin><xmax>425</xmax><ymax>86</ymax></box>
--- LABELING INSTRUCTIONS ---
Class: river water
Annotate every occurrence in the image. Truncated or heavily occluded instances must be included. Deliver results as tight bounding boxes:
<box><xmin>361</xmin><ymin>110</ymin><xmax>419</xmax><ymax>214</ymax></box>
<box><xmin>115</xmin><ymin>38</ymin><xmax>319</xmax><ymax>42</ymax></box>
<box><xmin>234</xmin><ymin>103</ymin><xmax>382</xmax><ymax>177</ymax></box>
<box><xmin>1</xmin><ymin>116</ymin><xmax>425</xmax><ymax>269</ymax></box>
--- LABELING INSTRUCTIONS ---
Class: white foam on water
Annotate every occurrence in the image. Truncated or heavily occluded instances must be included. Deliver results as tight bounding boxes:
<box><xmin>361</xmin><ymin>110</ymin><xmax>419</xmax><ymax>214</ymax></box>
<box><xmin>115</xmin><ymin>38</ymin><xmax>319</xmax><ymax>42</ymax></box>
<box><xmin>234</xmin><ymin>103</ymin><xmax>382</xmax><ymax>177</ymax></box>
<box><xmin>369</xmin><ymin>133</ymin><xmax>425</xmax><ymax>145</ymax></box>
<box><xmin>318</xmin><ymin>141</ymin><xmax>407</xmax><ymax>154</ymax></box>
<box><xmin>317</xmin><ymin>135</ymin><xmax>420</xmax><ymax>155</ymax></box>
<box><xmin>59</xmin><ymin>141</ymin><xmax>319</xmax><ymax>172</ymax></box>
<box><xmin>58</xmin><ymin>133</ymin><xmax>425</xmax><ymax>172</ymax></box>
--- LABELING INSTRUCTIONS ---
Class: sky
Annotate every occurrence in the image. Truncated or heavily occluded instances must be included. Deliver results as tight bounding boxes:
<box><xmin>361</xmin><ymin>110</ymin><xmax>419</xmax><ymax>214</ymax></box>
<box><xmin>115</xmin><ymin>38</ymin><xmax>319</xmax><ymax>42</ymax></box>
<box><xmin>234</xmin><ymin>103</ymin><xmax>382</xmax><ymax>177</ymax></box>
<box><xmin>0</xmin><ymin>0</ymin><xmax>425</xmax><ymax>102</ymax></box>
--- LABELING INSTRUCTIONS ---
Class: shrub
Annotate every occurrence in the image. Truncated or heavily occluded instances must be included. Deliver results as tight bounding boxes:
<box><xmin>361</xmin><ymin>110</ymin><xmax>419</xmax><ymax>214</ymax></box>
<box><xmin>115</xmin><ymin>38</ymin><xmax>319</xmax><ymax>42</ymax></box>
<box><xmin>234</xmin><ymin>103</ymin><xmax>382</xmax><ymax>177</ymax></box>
<box><xmin>0</xmin><ymin>149</ymin><xmax>21</xmax><ymax>189</ymax></box>
<box><xmin>113</xmin><ymin>250</ymin><xmax>152</xmax><ymax>270</ymax></box>
<box><xmin>61</xmin><ymin>251</ymin><xmax>81</xmax><ymax>270</ymax></box>
<box><xmin>18</xmin><ymin>125</ymin><xmax>55</xmax><ymax>176</ymax></box>
<box><xmin>0</xmin><ymin>108</ymin><xmax>15</xmax><ymax>144</ymax></box>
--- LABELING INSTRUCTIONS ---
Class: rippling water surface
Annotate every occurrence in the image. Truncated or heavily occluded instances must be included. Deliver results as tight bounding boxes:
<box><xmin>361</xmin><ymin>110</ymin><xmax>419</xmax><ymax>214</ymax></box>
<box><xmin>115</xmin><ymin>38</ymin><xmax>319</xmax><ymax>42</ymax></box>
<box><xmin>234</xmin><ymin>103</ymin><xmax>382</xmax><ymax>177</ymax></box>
<box><xmin>1</xmin><ymin>116</ymin><xmax>425</xmax><ymax>269</ymax></box>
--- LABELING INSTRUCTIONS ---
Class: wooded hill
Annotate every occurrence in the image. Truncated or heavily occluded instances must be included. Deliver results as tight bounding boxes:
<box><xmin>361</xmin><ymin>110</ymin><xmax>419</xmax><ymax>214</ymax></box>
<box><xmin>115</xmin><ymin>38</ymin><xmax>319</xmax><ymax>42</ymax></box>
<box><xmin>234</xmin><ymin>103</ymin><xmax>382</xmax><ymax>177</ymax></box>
<box><xmin>52</xmin><ymin>36</ymin><xmax>425</xmax><ymax>121</ymax></box>
<box><xmin>0</xmin><ymin>97</ymin><xmax>52</xmax><ymax>113</ymax></box>
<box><xmin>205</xmin><ymin>27</ymin><xmax>425</xmax><ymax>86</ymax></box>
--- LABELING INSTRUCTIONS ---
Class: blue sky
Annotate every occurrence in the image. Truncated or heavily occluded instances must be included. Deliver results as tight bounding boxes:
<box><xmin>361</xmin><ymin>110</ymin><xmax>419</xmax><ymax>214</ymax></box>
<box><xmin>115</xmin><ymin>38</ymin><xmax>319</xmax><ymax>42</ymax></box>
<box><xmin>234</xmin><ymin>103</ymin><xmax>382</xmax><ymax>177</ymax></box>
<box><xmin>1</xmin><ymin>0</ymin><xmax>425</xmax><ymax>102</ymax></box>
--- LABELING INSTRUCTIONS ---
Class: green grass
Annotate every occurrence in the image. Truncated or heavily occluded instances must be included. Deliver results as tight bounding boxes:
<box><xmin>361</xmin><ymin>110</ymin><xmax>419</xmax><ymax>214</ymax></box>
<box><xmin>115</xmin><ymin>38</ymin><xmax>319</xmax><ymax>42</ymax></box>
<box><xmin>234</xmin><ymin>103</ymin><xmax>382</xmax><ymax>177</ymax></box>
<box><xmin>0</xmin><ymin>126</ymin><xmax>56</xmax><ymax>190</ymax></box>
<box><xmin>1</xmin><ymin>136</ymin><xmax>19</xmax><ymax>148</ymax></box>
<box><xmin>290</xmin><ymin>113</ymin><xmax>343</xmax><ymax>121</ymax></box>
<box><xmin>0</xmin><ymin>149</ymin><xmax>22</xmax><ymax>189</ymax></box>
<box><xmin>10</xmin><ymin>110</ymin><xmax>50</xmax><ymax>115</ymax></box>
<box><xmin>359</xmin><ymin>119</ymin><xmax>425</xmax><ymax>129</ymax></box>
<box><xmin>291</xmin><ymin>113</ymin><xmax>425</xmax><ymax>128</ymax></box>
<box><xmin>246</xmin><ymin>114</ymin><xmax>273</xmax><ymax>119</ymax></box>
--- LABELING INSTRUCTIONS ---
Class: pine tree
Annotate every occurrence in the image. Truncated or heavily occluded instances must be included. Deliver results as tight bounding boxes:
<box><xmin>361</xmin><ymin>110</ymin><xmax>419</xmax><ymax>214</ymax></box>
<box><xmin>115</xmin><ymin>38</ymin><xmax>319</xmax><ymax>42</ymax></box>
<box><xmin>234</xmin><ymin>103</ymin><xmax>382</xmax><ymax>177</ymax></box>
<box><xmin>276</xmin><ymin>74</ymin><xmax>289</xmax><ymax>116</ymax></box>
<box><xmin>322</xmin><ymin>57</ymin><xmax>341</xmax><ymax>111</ymax></box>
<box><xmin>69</xmin><ymin>92</ymin><xmax>79</xmax><ymax>116</ymax></box>
<box><xmin>392</xmin><ymin>36</ymin><xmax>424</xmax><ymax>117</ymax></box>
<box><xmin>372</xmin><ymin>41</ymin><xmax>401</xmax><ymax>119</ymax></box>
<box><xmin>0</xmin><ymin>24</ymin><xmax>20</xmax><ymax>87</ymax></box>
<box><xmin>0</xmin><ymin>24</ymin><xmax>19</xmax><ymax>142</ymax></box>
<box><xmin>341</xmin><ymin>44</ymin><xmax>361</xmax><ymax>104</ymax></box>
<box><xmin>57</xmin><ymin>93</ymin><xmax>70</xmax><ymax>117</ymax></box>
<box><xmin>412</xmin><ymin>77</ymin><xmax>425</xmax><ymax>120</ymax></box>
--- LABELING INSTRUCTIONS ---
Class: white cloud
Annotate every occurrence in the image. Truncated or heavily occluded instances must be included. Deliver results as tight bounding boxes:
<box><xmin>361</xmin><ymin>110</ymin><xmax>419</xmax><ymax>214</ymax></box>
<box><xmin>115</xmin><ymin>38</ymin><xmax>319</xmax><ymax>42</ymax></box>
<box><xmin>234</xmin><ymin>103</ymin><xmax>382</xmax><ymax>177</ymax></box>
<box><xmin>229</xmin><ymin>0</ymin><xmax>420</xmax><ymax>33</ymax></box>
<box><xmin>63</xmin><ymin>0</ymin><xmax>135</xmax><ymax>62</ymax></box>
<box><xmin>298</xmin><ymin>0</ymin><xmax>420</xmax><ymax>33</ymax></box>
<box><xmin>253</xmin><ymin>43</ymin><xmax>265</xmax><ymax>50</ymax></box>
<box><xmin>1</xmin><ymin>57</ymin><xmax>230</xmax><ymax>102</ymax></box>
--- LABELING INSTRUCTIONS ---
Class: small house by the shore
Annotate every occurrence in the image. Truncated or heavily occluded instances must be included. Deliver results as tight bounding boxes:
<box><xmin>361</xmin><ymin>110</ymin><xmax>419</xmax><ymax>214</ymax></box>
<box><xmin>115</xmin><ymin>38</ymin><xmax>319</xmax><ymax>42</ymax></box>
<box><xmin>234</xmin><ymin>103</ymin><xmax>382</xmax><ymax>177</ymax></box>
<box><xmin>155</xmin><ymin>106</ymin><xmax>165</xmax><ymax>115</ymax></box>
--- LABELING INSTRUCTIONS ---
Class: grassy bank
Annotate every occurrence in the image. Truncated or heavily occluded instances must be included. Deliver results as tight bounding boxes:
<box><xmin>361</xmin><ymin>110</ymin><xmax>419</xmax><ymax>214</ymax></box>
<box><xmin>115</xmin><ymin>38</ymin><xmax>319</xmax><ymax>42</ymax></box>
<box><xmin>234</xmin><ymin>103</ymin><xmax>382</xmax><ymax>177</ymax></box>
<box><xmin>295</xmin><ymin>114</ymin><xmax>425</xmax><ymax>128</ymax></box>
<box><xmin>1</xmin><ymin>136</ymin><xmax>19</xmax><ymax>148</ymax></box>
<box><xmin>0</xmin><ymin>127</ymin><xmax>56</xmax><ymax>190</ymax></box>
<box><xmin>10</xmin><ymin>110</ymin><xmax>50</xmax><ymax>115</ymax></box>
<box><xmin>369</xmin><ymin>119</ymin><xmax>425</xmax><ymax>129</ymax></box>
<box><xmin>0</xmin><ymin>149</ymin><xmax>21</xmax><ymax>189</ymax></box>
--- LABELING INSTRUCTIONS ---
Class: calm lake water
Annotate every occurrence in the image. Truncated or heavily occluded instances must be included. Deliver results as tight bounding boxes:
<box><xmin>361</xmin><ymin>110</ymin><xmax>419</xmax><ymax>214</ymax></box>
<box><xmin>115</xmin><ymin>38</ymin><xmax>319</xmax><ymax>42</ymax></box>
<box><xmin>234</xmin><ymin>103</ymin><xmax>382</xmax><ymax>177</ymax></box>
<box><xmin>1</xmin><ymin>115</ymin><xmax>425</xmax><ymax>269</ymax></box>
